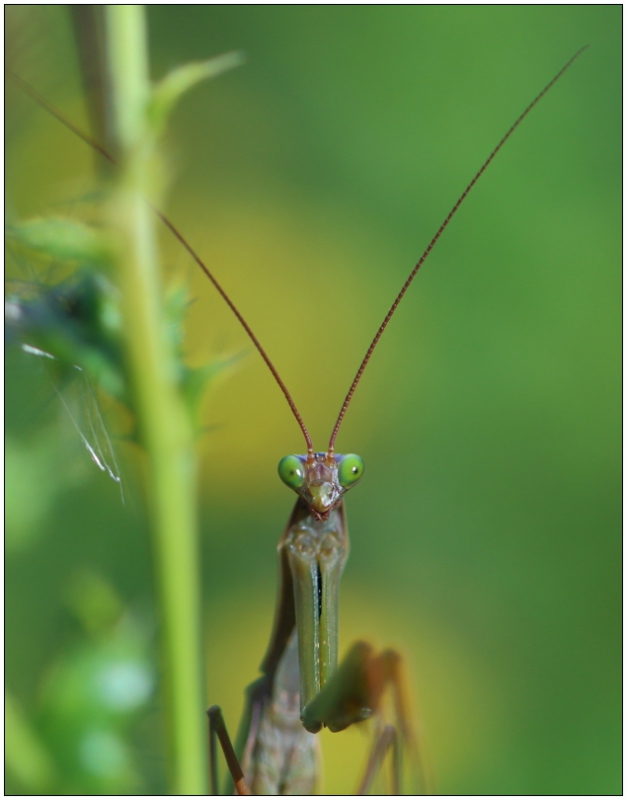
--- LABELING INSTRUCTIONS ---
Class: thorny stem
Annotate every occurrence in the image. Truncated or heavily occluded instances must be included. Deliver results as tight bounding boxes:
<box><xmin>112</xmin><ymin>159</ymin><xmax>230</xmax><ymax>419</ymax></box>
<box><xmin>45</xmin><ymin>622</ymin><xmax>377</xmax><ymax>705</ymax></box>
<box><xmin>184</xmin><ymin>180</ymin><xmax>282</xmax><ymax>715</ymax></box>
<box><xmin>104</xmin><ymin>6</ymin><xmax>206</xmax><ymax>793</ymax></box>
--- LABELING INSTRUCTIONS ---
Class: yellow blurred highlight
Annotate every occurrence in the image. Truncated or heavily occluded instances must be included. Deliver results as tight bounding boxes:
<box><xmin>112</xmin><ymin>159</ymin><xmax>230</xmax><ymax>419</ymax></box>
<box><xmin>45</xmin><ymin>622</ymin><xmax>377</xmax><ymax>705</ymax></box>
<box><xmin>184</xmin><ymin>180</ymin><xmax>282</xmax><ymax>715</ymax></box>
<box><xmin>166</xmin><ymin>190</ymin><xmax>403</xmax><ymax>503</ymax></box>
<box><xmin>6</xmin><ymin>98</ymin><xmax>94</xmax><ymax>223</ymax></box>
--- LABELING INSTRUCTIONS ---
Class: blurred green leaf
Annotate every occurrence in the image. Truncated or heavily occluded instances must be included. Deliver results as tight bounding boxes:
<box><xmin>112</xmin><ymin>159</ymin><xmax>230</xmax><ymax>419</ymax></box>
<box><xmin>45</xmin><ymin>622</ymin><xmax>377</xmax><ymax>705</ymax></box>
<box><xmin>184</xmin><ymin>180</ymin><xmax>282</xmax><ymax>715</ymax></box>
<box><xmin>5</xmin><ymin>692</ymin><xmax>56</xmax><ymax>794</ymax></box>
<box><xmin>149</xmin><ymin>51</ymin><xmax>245</xmax><ymax>135</ymax></box>
<box><xmin>67</xmin><ymin>569</ymin><xmax>125</xmax><ymax>637</ymax></box>
<box><xmin>7</xmin><ymin>218</ymin><xmax>111</xmax><ymax>266</ymax></box>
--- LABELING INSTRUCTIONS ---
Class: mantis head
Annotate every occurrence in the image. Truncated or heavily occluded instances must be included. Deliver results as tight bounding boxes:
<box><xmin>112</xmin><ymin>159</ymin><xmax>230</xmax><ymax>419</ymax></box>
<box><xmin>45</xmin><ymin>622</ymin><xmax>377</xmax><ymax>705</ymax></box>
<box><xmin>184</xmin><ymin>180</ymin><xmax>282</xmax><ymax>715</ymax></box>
<box><xmin>278</xmin><ymin>451</ymin><xmax>364</xmax><ymax>519</ymax></box>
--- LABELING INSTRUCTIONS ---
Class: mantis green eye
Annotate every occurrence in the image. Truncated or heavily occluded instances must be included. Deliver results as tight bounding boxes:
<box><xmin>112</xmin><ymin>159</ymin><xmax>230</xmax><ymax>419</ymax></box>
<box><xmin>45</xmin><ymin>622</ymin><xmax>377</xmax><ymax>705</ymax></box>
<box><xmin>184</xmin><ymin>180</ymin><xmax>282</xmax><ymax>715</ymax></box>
<box><xmin>278</xmin><ymin>455</ymin><xmax>305</xmax><ymax>489</ymax></box>
<box><xmin>338</xmin><ymin>454</ymin><xmax>364</xmax><ymax>488</ymax></box>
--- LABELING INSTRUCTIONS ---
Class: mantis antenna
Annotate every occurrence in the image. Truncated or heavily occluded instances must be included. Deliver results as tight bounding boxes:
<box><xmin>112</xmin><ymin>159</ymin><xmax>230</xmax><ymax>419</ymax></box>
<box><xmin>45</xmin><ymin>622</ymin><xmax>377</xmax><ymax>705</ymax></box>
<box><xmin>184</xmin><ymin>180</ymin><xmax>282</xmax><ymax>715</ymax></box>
<box><xmin>327</xmin><ymin>45</ymin><xmax>588</xmax><ymax>453</ymax></box>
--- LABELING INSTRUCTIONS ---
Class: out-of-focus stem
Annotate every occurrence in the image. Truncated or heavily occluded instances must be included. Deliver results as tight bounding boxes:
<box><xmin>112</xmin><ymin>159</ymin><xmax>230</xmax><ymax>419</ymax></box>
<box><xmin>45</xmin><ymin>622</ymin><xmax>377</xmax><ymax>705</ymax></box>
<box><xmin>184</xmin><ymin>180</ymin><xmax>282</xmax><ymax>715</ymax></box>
<box><xmin>103</xmin><ymin>6</ymin><xmax>206</xmax><ymax>794</ymax></box>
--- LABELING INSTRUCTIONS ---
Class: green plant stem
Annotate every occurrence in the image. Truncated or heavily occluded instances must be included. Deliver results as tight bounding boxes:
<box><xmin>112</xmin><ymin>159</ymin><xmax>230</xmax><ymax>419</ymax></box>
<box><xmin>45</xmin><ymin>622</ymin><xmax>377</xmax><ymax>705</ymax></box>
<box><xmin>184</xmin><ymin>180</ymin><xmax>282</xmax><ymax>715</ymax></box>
<box><xmin>5</xmin><ymin>692</ymin><xmax>56</xmax><ymax>793</ymax></box>
<box><xmin>103</xmin><ymin>6</ymin><xmax>206</xmax><ymax>794</ymax></box>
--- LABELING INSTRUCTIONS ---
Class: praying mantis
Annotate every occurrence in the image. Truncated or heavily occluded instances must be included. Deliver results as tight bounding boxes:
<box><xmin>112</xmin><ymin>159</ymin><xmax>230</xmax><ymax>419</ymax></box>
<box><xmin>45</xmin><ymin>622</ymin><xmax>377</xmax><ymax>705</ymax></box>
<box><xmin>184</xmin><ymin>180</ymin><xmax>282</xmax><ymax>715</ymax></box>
<box><xmin>7</xmin><ymin>41</ymin><xmax>586</xmax><ymax>795</ymax></box>
<box><xmin>203</xmin><ymin>48</ymin><xmax>586</xmax><ymax>795</ymax></box>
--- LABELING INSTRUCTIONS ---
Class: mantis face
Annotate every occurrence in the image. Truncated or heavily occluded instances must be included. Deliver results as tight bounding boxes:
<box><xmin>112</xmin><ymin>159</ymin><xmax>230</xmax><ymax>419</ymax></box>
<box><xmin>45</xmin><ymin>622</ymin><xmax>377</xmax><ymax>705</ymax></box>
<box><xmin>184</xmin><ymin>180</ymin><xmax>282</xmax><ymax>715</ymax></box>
<box><xmin>278</xmin><ymin>451</ymin><xmax>364</xmax><ymax>519</ymax></box>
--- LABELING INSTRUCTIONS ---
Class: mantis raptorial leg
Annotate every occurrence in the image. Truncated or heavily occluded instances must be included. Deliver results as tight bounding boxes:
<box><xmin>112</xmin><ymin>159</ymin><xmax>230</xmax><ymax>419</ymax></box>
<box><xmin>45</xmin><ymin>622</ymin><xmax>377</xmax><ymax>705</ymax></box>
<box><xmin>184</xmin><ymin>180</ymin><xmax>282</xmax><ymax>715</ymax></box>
<box><xmin>208</xmin><ymin>640</ymin><xmax>420</xmax><ymax>795</ymax></box>
<box><xmin>9</xmin><ymin>44</ymin><xmax>586</xmax><ymax>795</ymax></box>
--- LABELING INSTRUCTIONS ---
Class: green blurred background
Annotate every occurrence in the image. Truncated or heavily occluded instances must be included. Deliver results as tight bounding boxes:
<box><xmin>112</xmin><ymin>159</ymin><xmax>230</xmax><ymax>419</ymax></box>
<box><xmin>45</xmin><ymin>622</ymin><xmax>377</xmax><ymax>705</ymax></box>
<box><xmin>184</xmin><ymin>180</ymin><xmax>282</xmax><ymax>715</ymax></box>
<box><xmin>6</xmin><ymin>5</ymin><xmax>620</xmax><ymax>795</ymax></box>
